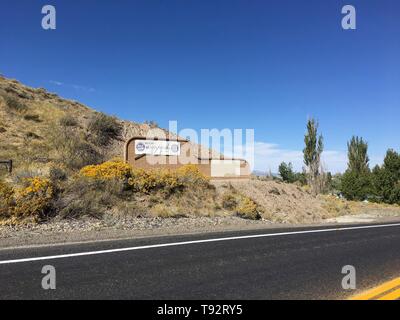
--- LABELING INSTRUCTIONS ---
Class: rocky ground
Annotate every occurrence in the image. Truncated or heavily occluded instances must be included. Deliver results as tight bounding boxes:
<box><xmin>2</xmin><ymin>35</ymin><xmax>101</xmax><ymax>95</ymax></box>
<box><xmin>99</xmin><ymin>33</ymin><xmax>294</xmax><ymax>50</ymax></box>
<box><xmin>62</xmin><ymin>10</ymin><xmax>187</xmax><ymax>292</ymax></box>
<box><xmin>1</xmin><ymin>212</ymin><xmax>400</xmax><ymax>249</ymax></box>
<box><xmin>0</xmin><ymin>216</ymin><xmax>272</xmax><ymax>248</ymax></box>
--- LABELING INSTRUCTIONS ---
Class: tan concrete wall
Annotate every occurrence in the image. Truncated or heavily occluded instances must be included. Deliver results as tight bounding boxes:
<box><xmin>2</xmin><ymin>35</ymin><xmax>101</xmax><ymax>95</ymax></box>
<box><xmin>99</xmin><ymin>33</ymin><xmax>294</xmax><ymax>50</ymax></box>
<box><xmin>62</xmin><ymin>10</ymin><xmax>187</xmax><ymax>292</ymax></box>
<box><xmin>125</xmin><ymin>137</ymin><xmax>250</xmax><ymax>178</ymax></box>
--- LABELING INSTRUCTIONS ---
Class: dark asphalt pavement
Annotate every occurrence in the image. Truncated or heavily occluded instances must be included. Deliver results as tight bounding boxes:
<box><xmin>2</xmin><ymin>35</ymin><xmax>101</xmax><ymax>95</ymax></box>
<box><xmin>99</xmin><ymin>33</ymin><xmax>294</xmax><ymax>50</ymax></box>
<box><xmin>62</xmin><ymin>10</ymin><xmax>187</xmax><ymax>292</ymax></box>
<box><xmin>0</xmin><ymin>222</ymin><xmax>400</xmax><ymax>299</ymax></box>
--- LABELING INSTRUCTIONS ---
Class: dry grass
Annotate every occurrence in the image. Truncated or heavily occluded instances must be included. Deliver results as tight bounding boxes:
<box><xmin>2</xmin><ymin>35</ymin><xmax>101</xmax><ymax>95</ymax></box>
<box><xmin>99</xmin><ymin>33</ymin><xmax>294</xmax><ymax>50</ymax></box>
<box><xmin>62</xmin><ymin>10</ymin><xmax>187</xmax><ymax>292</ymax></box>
<box><xmin>0</xmin><ymin>76</ymin><xmax>139</xmax><ymax>175</ymax></box>
<box><xmin>214</xmin><ymin>180</ymin><xmax>329</xmax><ymax>223</ymax></box>
<box><xmin>321</xmin><ymin>195</ymin><xmax>400</xmax><ymax>218</ymax></box>
<box><xmin>213</xmin><ymin>180</ymin><xmax>400</xmax><ymax>223</ymax></box>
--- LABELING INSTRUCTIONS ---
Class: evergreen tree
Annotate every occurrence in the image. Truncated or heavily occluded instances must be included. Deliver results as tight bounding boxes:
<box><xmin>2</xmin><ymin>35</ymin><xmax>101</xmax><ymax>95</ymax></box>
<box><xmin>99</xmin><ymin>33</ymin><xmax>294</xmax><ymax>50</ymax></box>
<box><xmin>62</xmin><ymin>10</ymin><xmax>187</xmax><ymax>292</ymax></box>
<box><xmin>347</xmin><ymin>136</ymin><xmax>369</xmax><ymax>173</ymax></box>
<box><xmin>372</xmin><ymin>149</ymin><xmax>400</xmax><ymax>204</ymax></box>
<box><xmin>341</xmin><ymin>136</ymin><xmax>372</xmax><ymax>200</ymax></box>
<box><xmin>278</xmin><ymin>162</ymin><xmax>295</xmax><ymax>183</ymax></box>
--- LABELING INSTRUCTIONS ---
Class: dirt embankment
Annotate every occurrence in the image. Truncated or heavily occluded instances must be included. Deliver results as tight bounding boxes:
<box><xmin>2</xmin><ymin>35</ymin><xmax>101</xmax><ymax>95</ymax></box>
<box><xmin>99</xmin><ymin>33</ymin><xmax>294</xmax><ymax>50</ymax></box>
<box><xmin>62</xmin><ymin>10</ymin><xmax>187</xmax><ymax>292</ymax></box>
<box><xmin>1</xmin><ymin>178</ymin><xmax>400</xmax><ymax>248</ymax></box>
<box><xmin>213</xmin><ymin>179</ymin><xmax>400</xmax><ymax>224</ymax></box>
<box><xmin>214</xmin><ymin>180</ymin><xmax>327</xmax><ymax>223</ymax></box>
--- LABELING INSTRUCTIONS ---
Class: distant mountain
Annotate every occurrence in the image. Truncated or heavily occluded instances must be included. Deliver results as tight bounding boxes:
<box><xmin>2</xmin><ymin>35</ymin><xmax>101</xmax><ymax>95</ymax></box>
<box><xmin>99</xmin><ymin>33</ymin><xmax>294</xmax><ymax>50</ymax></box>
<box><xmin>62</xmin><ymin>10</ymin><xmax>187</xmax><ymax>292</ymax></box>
<box><xmin>252</xmin><ymin>170</ymin><xmax>279</xmax><ymax>177</ymax></box>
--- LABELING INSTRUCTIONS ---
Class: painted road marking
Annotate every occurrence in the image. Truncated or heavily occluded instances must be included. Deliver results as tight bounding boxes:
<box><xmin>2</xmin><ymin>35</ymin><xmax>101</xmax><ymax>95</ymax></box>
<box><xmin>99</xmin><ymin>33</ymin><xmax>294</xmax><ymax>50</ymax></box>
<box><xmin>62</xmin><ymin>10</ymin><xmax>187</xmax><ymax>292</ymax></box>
<box><xmin>350</xmin><ymin>277</ymin><xmax>400</xmax><ymax>300</ymax></box>
<box><xmin>1</xmin><ymin>222</ymin><xmax>400</xmax><ymax>265</ymax></box>
<box><xmin>378</xmin><ymin>288</ymin><xmax>400</xmax><ymax>300</ymax></box>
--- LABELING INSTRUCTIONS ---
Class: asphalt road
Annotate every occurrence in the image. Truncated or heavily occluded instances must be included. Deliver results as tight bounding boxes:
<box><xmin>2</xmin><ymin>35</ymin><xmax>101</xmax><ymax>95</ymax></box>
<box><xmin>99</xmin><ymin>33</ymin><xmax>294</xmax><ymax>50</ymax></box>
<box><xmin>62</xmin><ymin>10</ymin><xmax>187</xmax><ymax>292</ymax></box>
<box><xmin>0</xmin><ymin>222</ymin><xmax>400</xmax><ymax>300</ymax></box>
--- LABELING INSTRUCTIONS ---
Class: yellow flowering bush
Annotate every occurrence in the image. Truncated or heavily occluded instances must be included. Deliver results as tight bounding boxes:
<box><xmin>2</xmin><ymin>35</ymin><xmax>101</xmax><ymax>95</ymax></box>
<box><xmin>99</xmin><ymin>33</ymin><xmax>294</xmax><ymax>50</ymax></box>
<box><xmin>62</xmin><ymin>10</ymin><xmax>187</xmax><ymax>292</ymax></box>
<box><xmin>79</xmin><ymin>160</ymin><xmax>210</xmax><ymax>195</ymax></box>
<box><xmin>176</xmin><ymin>164</ymin><xmax>210</xmax><ymax>186</ymax></box>
<box><xmin>128</xmin><ymin>169</ymin><xmax>181</xmax><ymax>194</ymax></box>
<box><xmin>13</xmin><ymin>177</ymin><xmax>54</xmax><ymax>221</ymax></box>
<box><xmin>128</xmin><ymin>165</ymin><xmax>210</xmax><ymax>194</ymax></box>
<box><xmin>0</xmin><ymin>180</ymin><xmax>15</xmax><ymax>218</ymax></box>
<box><xmin>0</xmin><ymin>178</ymin><xmax>54</xmax><ymax>223</ymax></box>
<box><xmin>79</xmin><ymin>160</ymin><xmax>133</xmax><ymax>180</ymax></box>
<box><xmin>236</xmin><ymin>196</ymin><xmax>261</xmax><ymax>220</ymax></box>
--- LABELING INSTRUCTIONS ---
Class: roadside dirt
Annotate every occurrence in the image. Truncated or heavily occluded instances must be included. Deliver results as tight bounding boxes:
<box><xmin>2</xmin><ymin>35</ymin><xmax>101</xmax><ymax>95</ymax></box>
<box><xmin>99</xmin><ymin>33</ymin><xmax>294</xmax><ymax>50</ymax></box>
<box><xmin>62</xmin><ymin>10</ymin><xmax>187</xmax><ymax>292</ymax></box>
<box><xmin>1</xmin><ymin>214</ymin><xmax>400</xmax><ymax>250</ymax></box>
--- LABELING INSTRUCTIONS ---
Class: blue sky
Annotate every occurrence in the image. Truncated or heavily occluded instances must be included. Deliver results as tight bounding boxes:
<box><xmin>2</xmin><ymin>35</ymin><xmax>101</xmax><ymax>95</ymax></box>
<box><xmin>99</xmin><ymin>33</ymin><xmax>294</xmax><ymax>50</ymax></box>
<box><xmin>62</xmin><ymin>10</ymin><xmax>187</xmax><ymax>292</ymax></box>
<box><xmin>1</xmin><ymin>0</ymin><xmax>399</xmax><ymax>172</ymax></box>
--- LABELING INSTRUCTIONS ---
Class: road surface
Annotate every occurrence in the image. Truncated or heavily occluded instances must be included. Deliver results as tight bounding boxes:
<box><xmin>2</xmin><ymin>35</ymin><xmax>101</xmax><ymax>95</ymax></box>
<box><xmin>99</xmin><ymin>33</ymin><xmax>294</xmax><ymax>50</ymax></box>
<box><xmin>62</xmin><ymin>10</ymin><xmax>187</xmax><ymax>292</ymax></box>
<box><xmin>0</xmin><ymin>222</ymin><xmax>400</xmax><ymax>299</ymax></box>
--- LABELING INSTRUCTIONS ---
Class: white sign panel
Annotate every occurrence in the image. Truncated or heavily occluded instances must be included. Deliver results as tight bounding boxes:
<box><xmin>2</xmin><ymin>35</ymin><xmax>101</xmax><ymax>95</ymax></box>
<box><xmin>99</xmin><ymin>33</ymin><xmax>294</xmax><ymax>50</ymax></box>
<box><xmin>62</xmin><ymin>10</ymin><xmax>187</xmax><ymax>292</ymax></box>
<box><xmin>211</xmin><ymin>160</ymin><xmax>241</xmax><ymax>177</ymax></box>
<box><xmin>135</xmin><ymin>140</ymin><xmax>181</xmax><ymax>156</ymax></box>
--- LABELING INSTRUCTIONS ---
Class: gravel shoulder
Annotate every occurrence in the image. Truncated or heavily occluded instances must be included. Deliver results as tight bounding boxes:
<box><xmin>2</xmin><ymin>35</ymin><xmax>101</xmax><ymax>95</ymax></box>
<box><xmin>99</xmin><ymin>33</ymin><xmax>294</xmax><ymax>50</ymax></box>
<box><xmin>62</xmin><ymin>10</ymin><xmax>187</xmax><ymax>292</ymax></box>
<box><xmin>1</xmin><ymin>213</ymin><xmax>400</xmax><ymax>250</ymax></box>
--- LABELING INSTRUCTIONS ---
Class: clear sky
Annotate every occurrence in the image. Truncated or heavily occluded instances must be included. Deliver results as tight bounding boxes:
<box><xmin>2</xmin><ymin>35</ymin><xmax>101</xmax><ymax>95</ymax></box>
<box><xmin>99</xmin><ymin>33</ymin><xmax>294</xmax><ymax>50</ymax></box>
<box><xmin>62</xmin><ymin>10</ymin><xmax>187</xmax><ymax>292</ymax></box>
<box><xmin>1</xmin><ymin>0</ymin><xmax>399</xmax><ymax>172</ymax></box>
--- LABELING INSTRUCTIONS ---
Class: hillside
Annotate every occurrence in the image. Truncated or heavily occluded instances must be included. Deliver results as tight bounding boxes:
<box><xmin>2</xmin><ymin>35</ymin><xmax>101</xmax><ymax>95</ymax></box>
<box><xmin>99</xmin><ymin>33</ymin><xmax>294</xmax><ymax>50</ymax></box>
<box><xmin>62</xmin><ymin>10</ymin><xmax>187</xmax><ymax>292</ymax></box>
<box><xmin>0</xmin><ymin>75</ymin><xmax>177</xmax><ymax>175</ymax></box>
<box><xmin>1</xmin><ymin>75</ymin><xmax>400</xmax><ymax>230</ymax></box>
<box><xmin>0</xmin><ymin>75</ymin><xmax>220</xmax><ymax>179</ymax></box>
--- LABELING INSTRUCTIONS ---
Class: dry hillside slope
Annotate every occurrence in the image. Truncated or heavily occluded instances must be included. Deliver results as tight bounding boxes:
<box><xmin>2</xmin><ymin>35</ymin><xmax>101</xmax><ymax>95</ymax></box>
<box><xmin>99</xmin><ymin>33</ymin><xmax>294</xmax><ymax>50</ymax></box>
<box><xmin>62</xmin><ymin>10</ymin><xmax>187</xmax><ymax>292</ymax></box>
<box><xmin>0</xmin><ymin>75</ymin><xmax>215</xmax><ymax>176</ymax></box>
<box><xmin>0</xmin><ymin>75</ymin><xmax>171</xmax><ymax>172</ymax></box>
<box><xmin>1</xmin><ymin>75</ymin><xmax>400</xmax><ymax>229</ymax></box>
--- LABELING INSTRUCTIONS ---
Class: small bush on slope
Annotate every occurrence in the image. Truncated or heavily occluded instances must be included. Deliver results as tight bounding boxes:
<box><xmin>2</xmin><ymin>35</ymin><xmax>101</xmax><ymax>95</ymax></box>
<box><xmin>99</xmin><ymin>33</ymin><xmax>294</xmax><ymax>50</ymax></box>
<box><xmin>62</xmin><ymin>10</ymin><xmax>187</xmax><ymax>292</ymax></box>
<box><xmin>55</xmin><ymin>177</ymin><xmax>127</xmax><ymax>219</ymax></box>
<box><xmin>220</xmin><ymin>188</ymin><xmax>261</xmax><ymax>220</ymax></box>
<box><xmin>2</xmin><ymin>93</ymin><xmax>27</xmax><ymax>113</ymax></box>
<box><xmin>236</xmin><ymin>196</ymin><xmax>261</xmax><ymax>220</ymax></box>
<box><xmin>87</xmin><ymin>113</ymin><xmax>122</xmax><ymax>147</ymax></box>
<box><xmin>50</xmin><ymin>124</ymin><xmax>103</xmax><ymax>170</ymax></box>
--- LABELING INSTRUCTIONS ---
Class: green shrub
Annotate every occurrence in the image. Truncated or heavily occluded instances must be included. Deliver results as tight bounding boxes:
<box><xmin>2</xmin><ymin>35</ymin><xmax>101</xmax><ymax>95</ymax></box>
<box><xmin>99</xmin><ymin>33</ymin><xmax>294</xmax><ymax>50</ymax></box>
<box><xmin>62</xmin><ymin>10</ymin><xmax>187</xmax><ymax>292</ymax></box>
<box><xmin>278</xmin><ymin>162</ymin><xmax>307</xmax><ymax>185</ymax></box>
<box><xmin>340</xmin><ymin>170</ymin><xmax>373</xmax><ymax>201</ymax></box>
<box><xmin>279</xmin><ymin>162</ymin><xmax>296</xmax><ymax>183</ymax></box>
<box><xmin>340</xmin><ymin>135</ymin><xmax>374</xmax><ymax>201</ymax></box>
<box><xmin>23</xmin><ymin>114</ymin><xmax>41</xmax><ymax>122</ymax></box>
<box><xmin>87</xmin><ymin>113</ymin><xmax>122</xmax><ymax>146</ymax></box>
<box><xmin>372</xmin><ymin>150</ymin><xmax>400</xmax><ymax>204</ymax></box>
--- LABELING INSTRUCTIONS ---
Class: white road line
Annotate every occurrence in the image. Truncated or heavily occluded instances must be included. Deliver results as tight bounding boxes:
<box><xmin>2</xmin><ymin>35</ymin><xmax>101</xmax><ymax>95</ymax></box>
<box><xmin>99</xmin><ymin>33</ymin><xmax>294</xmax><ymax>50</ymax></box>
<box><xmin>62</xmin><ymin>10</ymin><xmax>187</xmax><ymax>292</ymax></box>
<box><xmin>1</xmin><ymin>223</ymin><xmax>400</xmax><ymax>265</ymax></box>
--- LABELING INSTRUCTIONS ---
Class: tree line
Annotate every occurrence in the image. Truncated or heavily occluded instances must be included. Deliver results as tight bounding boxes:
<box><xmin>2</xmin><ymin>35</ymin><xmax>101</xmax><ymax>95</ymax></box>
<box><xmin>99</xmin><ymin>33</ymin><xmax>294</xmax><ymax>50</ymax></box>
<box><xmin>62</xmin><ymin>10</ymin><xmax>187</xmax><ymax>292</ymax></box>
<box><xmin>278</xmin><ymin>118</ymin><xmax>400</xmax><ymax>204</ymax></box>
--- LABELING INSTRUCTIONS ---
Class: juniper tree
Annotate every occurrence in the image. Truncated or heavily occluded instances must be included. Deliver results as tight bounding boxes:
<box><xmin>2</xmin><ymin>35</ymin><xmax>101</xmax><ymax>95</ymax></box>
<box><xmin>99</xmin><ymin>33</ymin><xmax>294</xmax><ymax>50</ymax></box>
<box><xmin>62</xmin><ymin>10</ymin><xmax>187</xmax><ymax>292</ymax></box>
<box><xmin>371</xmin><ymin>149</ymin><xmax>400</xmax><ymax>204</ymax></box>
<box><xmin>340</xmin><ymin>136</ymin><xmax>372</xmax><ymax>201</ymax></box>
